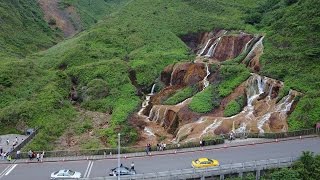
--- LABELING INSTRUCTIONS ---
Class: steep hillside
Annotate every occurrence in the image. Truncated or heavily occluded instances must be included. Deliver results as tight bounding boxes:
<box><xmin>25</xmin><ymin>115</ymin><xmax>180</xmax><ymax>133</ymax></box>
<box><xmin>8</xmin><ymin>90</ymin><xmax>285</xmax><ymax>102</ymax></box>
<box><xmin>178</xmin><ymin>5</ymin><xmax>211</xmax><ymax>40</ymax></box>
<box><xmin>248</xmin><ymin>0</ymin><xmax>320</xmax><ymax>129</ymax></box>
<box><xmin>59</xmin><ymin>0</ymin><xmax>132</xmax><ymax>29</ymax></box>
<box><xmin>24</xmin><ymin>0</ymin><xmax>261</xmax><ymax>149</ymax></box>
<box><xmin>0</xmin><ymin>0</ymin><xmax>60</xmax><ymax>57</ymax></box>
<box><xmin>1</xmin><ymin>0</ymin><xmax>319</xmax><ymax>150</ymax></box>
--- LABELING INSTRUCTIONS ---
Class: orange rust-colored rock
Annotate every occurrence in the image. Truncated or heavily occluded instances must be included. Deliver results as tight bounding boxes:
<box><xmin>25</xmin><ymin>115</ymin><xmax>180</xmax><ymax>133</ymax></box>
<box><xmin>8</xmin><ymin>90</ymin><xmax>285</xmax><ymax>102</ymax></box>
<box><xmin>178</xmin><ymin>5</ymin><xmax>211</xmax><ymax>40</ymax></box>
<box><xmin>213</xmin><ymin>35</ymin><xmax>253</xmax><ymax>61</ymax></box>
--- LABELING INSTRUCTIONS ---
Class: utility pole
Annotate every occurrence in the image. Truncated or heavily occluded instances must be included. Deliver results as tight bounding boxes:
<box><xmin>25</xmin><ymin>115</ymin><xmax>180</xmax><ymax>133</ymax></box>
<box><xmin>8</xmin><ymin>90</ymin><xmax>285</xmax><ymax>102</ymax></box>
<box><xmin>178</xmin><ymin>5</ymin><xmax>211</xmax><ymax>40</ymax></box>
<box><xmin>118</xmin><ymin>133</ymin><xmax>121</xmax><ymax>179</ymax></box>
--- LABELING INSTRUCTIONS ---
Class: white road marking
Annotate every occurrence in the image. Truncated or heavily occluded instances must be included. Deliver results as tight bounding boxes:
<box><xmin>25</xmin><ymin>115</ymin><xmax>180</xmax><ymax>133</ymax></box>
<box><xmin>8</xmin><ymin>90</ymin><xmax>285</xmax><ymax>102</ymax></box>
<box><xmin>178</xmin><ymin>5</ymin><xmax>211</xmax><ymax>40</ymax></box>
<box><xmin>4</xmin><ymin>164</ymin><xmax>17</xmax><ymax>176</ymax></box>
<box><xmin>0</xmin><ymin>164</ymin><xmax>18</xmax><ymax>179</ymax></box>
<box><xmin>86</xmin><ymin>161</ymin><xmax>94</xmax><ymax>178</ymax></box>
<box><xmin>83</xmin><ymin>161</ymin><xmax>93</xmax><ymax>178</ymax></box>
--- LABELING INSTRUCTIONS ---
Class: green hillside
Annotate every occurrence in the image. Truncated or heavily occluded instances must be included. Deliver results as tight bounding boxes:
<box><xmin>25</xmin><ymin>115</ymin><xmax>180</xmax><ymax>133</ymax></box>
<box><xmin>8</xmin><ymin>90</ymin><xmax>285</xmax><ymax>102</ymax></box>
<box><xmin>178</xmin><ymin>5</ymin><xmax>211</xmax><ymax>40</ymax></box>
<box><xmin>0</xmin><ymin>0</ymin><xmax>60</xmax><ymax>58</ymax></box>
<box><xmin>60</xmin><ymin>0</ymin><xmax>132</xmax><ymax>29</ymax></box>
<box><xmin>248</xmin><ymin>0</ymin><xmax>320</xmax><ymax>129</ymax></box>
<box><xmin>0</xmin><ymin>0</ymin><xmax>319</xmax><ymax>150</ymax></box>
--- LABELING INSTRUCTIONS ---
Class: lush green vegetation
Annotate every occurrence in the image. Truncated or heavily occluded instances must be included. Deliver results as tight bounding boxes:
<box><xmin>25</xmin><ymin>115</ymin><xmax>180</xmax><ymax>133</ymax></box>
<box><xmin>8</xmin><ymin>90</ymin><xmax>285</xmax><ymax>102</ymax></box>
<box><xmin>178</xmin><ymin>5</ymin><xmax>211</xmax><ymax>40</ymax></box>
<box><xmin>164</xmin><ymin>86</ymin><xmax>198</xmax><ymax>105</ymax></box>
<box><xmin>59</xmin><ymin>0</ymin><xmax>131</xmax><ymax>29</ymax></box>
<box><xmin>224</xmin><ymin>100</ymin><xmax>241</xmax><ymax>117</ymax></box>
<box><xmin>188</xmin><ymin>85</ymin><xmax>220</xmax><ymax>113</ymax></box>
<box><xmin>245</xmin><ymin>0</ymin><xmax>320</xmax><ymax>130</ymax></box>
<box><xmin>0</xmin><ymin>0</ymin><xmax>60</xmax><ymax>58</ymax></box>
<box><xmin>1</xmin><ymin>0</ymin><xmax>319</xmax><ymax>150</ymax></box>
<box><xmin>227</xmin><ymin>151</ymin><xmax>320</xmax><ymax>180</ymax></box>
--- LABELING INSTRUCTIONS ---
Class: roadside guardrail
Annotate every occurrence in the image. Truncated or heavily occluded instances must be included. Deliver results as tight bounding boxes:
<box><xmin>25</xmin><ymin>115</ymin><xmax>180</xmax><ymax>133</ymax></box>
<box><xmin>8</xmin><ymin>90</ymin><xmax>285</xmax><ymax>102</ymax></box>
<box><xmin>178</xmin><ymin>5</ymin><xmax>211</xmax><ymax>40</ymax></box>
<box><xmin>79</xmin><ymin>156</ymin><xmax>298</xmax><ymax>180</ymax></box>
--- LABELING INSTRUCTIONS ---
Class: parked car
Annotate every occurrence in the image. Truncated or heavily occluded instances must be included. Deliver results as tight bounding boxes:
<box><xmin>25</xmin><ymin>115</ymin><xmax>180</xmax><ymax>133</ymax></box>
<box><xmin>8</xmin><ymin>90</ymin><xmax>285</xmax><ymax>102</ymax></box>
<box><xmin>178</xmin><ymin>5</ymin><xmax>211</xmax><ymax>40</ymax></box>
<box><xmin>50</xmin><ymin>169</ymin><xmax>81</xmax><ymax>179</ymax></box>
<box><xmin>191</xmin><ymin>157</ymin><xmax>219</xmax><ymax>168</ymax></box>
<box><xmin>109</xmin><ymin>166</ymin><xmax>136</xmax><ymax>176</ymax></box>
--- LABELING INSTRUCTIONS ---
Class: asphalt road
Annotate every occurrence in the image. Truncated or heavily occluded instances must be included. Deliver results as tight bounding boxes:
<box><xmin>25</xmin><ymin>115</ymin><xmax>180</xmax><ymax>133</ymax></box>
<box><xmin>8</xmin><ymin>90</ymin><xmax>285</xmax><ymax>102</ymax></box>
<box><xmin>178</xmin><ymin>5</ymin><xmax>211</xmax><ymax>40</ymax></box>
<box><xmin>1</xmin><ymin>137</ymin><xmax>319</xmax><ymax>180</ymax></box>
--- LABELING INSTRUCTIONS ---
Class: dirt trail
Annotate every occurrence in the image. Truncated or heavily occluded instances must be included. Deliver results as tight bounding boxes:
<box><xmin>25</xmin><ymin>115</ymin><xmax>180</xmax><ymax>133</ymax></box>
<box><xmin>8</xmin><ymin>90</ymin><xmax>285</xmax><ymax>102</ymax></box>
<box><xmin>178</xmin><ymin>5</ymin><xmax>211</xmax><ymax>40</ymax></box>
<box><xmin>38</xmin><ymin>0</ymin><xmax>80</xmax><ymax>37</ymax></box>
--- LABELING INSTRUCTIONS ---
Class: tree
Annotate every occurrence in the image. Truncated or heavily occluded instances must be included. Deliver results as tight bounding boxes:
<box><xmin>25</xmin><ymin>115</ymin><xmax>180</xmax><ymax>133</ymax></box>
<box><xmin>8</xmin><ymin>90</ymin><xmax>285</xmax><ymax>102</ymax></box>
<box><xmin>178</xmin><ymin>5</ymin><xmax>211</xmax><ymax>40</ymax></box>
<box><xmin>268</xmin><ymin>168</ymin><xmax>299</xmax><ymax>180</ymax></box>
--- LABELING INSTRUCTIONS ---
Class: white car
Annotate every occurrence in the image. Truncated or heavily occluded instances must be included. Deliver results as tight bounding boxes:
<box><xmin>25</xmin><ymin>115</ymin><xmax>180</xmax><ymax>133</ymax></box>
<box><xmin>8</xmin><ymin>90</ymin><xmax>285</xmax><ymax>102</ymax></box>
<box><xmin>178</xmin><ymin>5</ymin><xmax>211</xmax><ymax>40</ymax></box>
<box><xmin>50</xmin><ymin>169</ymin><xmax>81</xmax><ymax>179</ymax></box>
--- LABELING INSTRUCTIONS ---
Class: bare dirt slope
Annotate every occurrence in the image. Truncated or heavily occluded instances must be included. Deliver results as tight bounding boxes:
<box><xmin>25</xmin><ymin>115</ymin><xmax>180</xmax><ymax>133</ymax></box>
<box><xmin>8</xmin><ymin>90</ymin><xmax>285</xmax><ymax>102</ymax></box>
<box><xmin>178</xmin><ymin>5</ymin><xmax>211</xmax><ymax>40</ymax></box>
<box><xmin>38</xmin><ymin>0</ymin><xmax>80</xmax><ymax>37</ymax></box>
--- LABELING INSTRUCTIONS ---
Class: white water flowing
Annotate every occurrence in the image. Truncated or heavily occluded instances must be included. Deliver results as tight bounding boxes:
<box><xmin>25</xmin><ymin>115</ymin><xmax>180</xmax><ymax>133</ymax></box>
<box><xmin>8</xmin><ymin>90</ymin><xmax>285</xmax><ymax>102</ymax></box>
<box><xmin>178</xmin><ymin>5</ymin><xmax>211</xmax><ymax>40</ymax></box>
<box><xmin>204</xmin><ymin>37</ymin><xmax>221</xmax><ymax>58</ymax></box>
<box><xmin>198</xmin><ymin>38</ymin><xmax>212</xmax><ymax>56</ymax></box>
<box><xmin>200</xmin><ymin>119</ymin><xmax>222</xmax><ymax>137</ymax></box>
<box><xmin>144</xmin><ymin>127</ymin><xmax>156</xmax><ymax>137</ymax></box>
<box><xmin>202</xmin><ymin>63</ymin><xmax>210</xmax><ymax>90</ymax></box>
<box><xmin>150</xmin><ymin>84</ymin><xmax>156</xmax><ymax>95</ymax></box>
<box><xmin>137</xmin><ymin>84</ymin><xmax>156</xmax><ymax>117</ymax></box>
<box><xmin>245</xmin><ymin>36</ymin><xmax>264</xmax><ymax>59</ymax></box>
<box><xmin>244</xmin><ymin>38</ymin><xmax>254</xmax><ymax>52</ymax></box>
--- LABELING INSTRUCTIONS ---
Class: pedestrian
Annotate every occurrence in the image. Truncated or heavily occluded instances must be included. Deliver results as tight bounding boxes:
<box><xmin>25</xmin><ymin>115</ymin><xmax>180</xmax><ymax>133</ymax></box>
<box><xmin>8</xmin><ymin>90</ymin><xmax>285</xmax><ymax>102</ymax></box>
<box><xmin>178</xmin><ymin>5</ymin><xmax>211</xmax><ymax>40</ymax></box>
<box><xmin>131</xmin><ymin>162</ymin><xmax>135</xmax><ymax>170</ymax></box>
<box><xmin>6</xmin><ymin>139</ymin><xmax>9</xmax><ymax>145</ymax></box>
<box><xmin>15</xmin><ymin>137</ymin><xmax>18</xmax><ymax>143</ymax></box>
<box><xmin>200</xmin><ymin>140</ymin><xmax>202</xmax><ymax>147</ymax></box>
<box><xmin>6</xmin><ymin>154</ymin><xmax>12</xmax><ymax>162</ymax></box>
<box><xmin>120</xmin><ymin>163</ymin><xmax>123</xmax><ymax>167</ymax></box>
<box><xmin>16</xmin><ymin>150</ymin><xmax>21</xmax><ymax>159</ymax></box>
<box><xmin>28</xmin><ymin>150</ymin><xmax>32</xmax><ymax>160</ymax></box>
<box><xmin>163</xmin><ymin>143</ymin><xmax>166</xmax><ymax>151</ymax></box>
<box><xmin>148</xmin><ymin>144</ymin><xmax>151</xmax><ymax>152</ymax></box>
<box><xmin>40</xmin><ymin>151</ymin><xmax>44</xmax><ymax>162</ymax></box>
<box><xmin>145</xmin><ymin>146</ymin><xmax>149</xmax><ymax>155</ymax></box>
<box><xmin>36</xmin><ymin>153</ymin><xmax>40</xmax><ymax>162</ymax></box>
<box><xmin>202</xmin><ymin>140</ymin><xmax>206</xmax><ymax>147</ymax></box>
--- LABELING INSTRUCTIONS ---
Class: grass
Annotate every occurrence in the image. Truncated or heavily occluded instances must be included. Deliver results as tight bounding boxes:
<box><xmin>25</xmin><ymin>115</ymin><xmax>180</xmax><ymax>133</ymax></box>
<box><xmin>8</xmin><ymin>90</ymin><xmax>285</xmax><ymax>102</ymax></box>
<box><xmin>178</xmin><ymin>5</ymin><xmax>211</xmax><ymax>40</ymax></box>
<box><xmin>247</xmin><ymin>0</ymin><xmax>320</xmax><ymax>130</ymax></box>
<box><xmin>188</xmin><ymin>85</ymin><xmax>220</xmax><ymax>113</ymax></box>
<box><xmin>0</xmin><ymin>0</ymin><xmax>60</xmax><ymax>58</ymax></box>
<box><xmin>164</xmin><ymin>86</ymin><xmax>198</xmax><ymax>105</ymax></box>
<box><xmin>3</xmin><ymin>0</ymin><xmax>319</xmax><ymax>150</ymax></box>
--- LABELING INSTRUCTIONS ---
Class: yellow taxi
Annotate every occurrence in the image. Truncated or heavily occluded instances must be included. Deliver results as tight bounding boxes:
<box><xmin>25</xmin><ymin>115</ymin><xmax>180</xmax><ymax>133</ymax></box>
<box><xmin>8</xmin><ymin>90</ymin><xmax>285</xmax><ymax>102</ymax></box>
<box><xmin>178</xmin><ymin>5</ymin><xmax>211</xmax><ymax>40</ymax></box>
<box><xmin>191</xmin><ymin>157</ymin><xmax>219</xmax><ymax>168</ymax></box>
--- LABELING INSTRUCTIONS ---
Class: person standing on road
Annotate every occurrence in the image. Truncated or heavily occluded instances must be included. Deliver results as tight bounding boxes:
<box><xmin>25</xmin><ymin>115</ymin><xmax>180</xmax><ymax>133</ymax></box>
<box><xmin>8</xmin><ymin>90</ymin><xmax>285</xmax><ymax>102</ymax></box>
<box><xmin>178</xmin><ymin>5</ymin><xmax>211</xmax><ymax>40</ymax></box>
<box><xmin>131</xmin><ymin>162</ymin><xmax>134</xmax><ymax>170</ymax></box>
<box><xmin>40</xmin><ymin>151</ymin><xmax>44</xmax><ymax>162</ymax></box>
<box><xmin>36</xmin><ymin>152</ymin><xmax>40</xmax><ymax>162</ymax></box>
<box><xmin>16</xmin><ymin>150</ymin><xmax>21</xmax><ymax>159</ymax></box>
<box><xmin>6</xmin><ymin>139</ymin><xmax>9</xmax><ymax>145</ymax></box>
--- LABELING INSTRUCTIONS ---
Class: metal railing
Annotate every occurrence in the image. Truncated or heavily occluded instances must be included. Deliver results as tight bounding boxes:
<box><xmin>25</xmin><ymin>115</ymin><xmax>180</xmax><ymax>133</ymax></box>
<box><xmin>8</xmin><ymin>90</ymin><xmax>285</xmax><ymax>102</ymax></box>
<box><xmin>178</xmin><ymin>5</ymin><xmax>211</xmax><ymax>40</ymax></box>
<box><xmin>17</xmin><ymin>138</ymin><xmax>225</xmax><ymax>158</ymax></box>
<box><xmin>79</xmin><ymin>156</ymin><xmax>298</xmax><ymax>180</ymax></box>
<box><xmin>8</xmin><ymin>128</ymin><xmax>38</xmax><ymax>156</ymax></box>
<box><xmin>17</xmin><ymin>128</ymin><xmax>319</xmax><ymax>158</ymax></box>
<box><xmin>222</xmin><ymin>128</ymin><xmax>316</xmax><ymax>140</ymax></box>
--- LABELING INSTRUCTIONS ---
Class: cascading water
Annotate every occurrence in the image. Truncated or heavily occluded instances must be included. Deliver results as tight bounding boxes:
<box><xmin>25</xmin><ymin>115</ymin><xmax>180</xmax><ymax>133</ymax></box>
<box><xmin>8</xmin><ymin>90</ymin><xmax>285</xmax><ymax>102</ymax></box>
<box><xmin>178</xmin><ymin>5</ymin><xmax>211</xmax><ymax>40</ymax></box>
<box><xmin>204</xmin><ymin>37</ymin><xmax>221</xmax><ymax>58</ymax></box>
<box><xmin>245</xmin><ymin>36</ymin><xmax>264</xmax><ymax>60</ymax></box>
<box><xmin>198</xmin><ymin>38</ymin><xmax>212</xmax><ymax>56</ymax></box>
<box><xmin>137</xmin><ymin>84</ymin><xmax>156</xmax><ymax>118</ymax></box>
<box><xmin>244</xmin><ymin>38</ymin><xmax>254</xmax><ymax>52</ymax></box>
<box><xmin>202</xmin><ymin>63</ymin><xmax>210</xmax><ymax>90</ymax></box>
<box><xmin>174</xmin><ymin>73</ymin><xmax>300</xmax><ymax>142</ymax></box>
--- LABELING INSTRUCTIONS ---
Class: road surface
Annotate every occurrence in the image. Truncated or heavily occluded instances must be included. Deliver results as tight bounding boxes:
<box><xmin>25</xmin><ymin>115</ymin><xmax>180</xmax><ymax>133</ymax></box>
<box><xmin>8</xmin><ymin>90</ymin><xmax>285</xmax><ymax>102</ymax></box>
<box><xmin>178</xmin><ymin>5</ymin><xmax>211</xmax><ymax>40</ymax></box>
<box><xmin>0</xmin><ymin>137</ymin><xmax>319</xmax><ymax>180</ymax></box>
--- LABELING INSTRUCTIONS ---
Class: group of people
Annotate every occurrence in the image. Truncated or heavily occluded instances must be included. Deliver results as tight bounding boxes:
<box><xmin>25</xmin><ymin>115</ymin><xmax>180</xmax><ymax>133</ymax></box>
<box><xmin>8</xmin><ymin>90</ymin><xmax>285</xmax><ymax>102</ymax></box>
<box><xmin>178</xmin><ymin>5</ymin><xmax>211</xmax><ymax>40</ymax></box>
<box><xmin>0</xmin><ymin>146</ymin><xmax>12</xmax><ymax>161</ymax></box>
<box><xmin>156</xmin><ymin>142</ymin><xmax>166</xmax><ymax>151</ymax></box>
<box><xmin>28</xmin><ymin>150</ymin><xmax>45</xmax><ymax>162</ymax></box>
<box><xmin>0</xmin><ymin>137</ymin><xmax>20</xmax><ymax>161</ymax></box>
<box><xmin>145</xmin><ymin>142</ymin><xmax>168</xmax><ymax>155</ymax></box>
<box><xmin>199</xmin><ymin>140</ymin><xmax>206</xmax><ymax>147</ymax></box>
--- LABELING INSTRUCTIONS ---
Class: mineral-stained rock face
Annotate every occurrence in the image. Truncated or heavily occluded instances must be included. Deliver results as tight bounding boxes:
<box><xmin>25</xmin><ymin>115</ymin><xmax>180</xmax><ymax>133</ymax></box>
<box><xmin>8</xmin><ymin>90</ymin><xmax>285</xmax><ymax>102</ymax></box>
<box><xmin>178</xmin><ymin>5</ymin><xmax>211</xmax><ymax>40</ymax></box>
<box><xmin>174</xmin><ymin>74</ymin><xmax>301</xmax><ymax>142</ymax></box>
<box><xmin>242</xmin><ymin>36</ymin><xmax>264</xmax><ymax>72</ymax></box>
<box><xmin>211</xmin><ymin>34</ymin><xmax>253</xmax><ymax>61</ymax></box>
<box><xmin>166</xmin><ymin>62</ymin><xmax>206</xmax><ymax>86</ymax></box>
<box><xmin>195</xmin><ymin>30</ymin><xmax>254</xmax><ymax>61</ymax></box>
<box><xmin>135</xmin><ymin>30</ymin><xmax>301</xmax><ymax>145</ymax></box>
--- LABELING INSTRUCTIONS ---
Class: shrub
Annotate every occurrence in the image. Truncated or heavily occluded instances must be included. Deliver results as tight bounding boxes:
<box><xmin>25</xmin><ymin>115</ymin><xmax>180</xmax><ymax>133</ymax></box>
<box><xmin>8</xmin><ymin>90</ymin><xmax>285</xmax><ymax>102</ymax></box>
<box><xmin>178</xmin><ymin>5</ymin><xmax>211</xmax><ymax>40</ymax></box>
<box><xmin>189</xmin><ymin>85</ymin><xmax>220</xmax><ymax>113</ymax></box>
<box><xmin>164</xmin><ymin>86</ymin><xmax>197</xmax><ymax>105</ymax></box>
<box><xmin>224</xmin><ymin>100</ymin><xmax>241</xmax><ymax>117</ymax></box>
